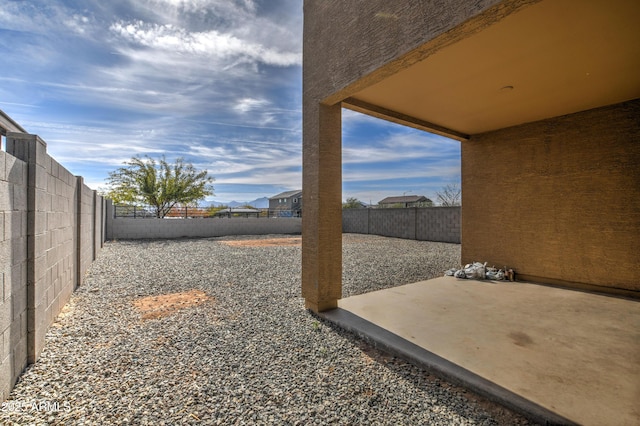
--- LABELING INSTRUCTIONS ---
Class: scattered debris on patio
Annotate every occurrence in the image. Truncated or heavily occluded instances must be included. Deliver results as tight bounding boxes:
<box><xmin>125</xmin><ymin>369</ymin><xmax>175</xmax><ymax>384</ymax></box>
<box><xmin>222</xmin><ymin>237</ymin><xmax>301</xmax><ymax>247</ymax></box>
<box><xmin>132</xmin><ymin>289</ymin><xmax>211</xmax><ymax>320</ymax></box>
<box><xmin>445</xmin><ymin>262</ymin><xmax>515</xmax><ymax>281</ymax></box>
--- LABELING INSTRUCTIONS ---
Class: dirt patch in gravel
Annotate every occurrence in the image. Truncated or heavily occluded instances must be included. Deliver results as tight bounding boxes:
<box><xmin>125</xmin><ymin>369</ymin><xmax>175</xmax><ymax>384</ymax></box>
<box><xmin>132</xmin><ymin>289</ymin><xmax>211</xmax><ymax>320</ymax></box>
<box><xmin>222</xmin><ymin>237</ymin><xmax>301</xmax><ymax>247</ymax></box>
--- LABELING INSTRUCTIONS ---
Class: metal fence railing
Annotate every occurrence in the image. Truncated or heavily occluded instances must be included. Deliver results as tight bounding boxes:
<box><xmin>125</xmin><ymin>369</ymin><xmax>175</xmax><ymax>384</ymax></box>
<box><xmin>265</xmin><ymin>209</ymin><xmax>302</xmax><ymax>218</ymax></box>
<box><xmin>113</xmin><ymin>205</ymin><xmax>302</xmax><ymax>219</ymax></box>
<box><xmin>113</xmin><ymin>205</ymin><xmax>156</xmax><ymax>218</ymax></box>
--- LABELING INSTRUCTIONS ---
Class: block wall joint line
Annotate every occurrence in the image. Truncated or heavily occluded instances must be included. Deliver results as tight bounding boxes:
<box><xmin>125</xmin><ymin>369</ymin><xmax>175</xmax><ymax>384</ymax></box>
<box><xmin>92</xmin><ymin>190</ymin><xmax>97</xmax><ymax>261</ymax></box>
<box><xmin>76</xmin><ymin>176</ymin><xmax>82</xmax><ymax>289</ymax></box>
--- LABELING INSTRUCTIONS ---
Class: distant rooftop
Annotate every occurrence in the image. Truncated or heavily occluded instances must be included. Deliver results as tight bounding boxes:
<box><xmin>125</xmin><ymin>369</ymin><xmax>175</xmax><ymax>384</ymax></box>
<box><xmin>379</xmin><ymin>195</ymin><xmax>431</xmax><ymax>205</ymax></box>
<box><xmin>269</xmin><ymin>189</ymin><xmax>302</xmax><ymax>200</ymax></box>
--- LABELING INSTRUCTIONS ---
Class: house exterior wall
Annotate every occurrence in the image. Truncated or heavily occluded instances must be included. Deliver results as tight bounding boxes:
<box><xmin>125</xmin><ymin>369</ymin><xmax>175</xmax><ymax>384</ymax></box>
<box><xmin>303</xmin><ymin>0</ymin><xmax>510</xmax><ymax>105</ymax></box>
<box><xmin>290</xmin><ymin>195</ymin><xmax>302</xmax><ymax>213</ymax></box>
<box><xmin>269</xmin><ymin>192</ymin><xmax>302</xmax><ymax>213</ymax></box>
<box><xmin>379</xmin><ymin>200</ymin><xmax>432</xmax><ymax>208</ymax></box>
<box><xmin>303</xmin><ymin>0</ymin><xmax>508</xmax><ymax>311</ymax></box>
<box><xmin>462</xmin><ymin>100</ymin><xmax>640</xmax><ymax>293</ymax></box>
<box><xmin>268</xmin><ymin>199</ymin><xmax>279</xmax><ymax>210</ymax></box>
<box><xmin>304</xmin><ymin>0</ymin><xmax>639</xmax><ymax>307</ymax></box>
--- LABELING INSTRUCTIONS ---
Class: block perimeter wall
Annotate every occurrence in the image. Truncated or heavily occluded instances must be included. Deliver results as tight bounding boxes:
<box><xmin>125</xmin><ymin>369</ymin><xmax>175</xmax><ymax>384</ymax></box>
<box><xmin>107</xmin><ymin>217</ymin><xmax>302</xmax><ymax>240</ymax></box>
<box><xmin>0</xmin><ymin>133</ymin><xmax>105</xmax><ymax>400</ymax></box>
<box><xmin>342</xmin><ymin>207</ymin><xmax>460</xmax><ymax>243</ymax></box>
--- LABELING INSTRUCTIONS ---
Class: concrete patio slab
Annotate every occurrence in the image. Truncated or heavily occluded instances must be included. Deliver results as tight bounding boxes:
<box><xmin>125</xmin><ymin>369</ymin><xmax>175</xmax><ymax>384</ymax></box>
<box><xmin>322</xmin><ymin>277</ymin><xmax>640</xmax><ymax>426</ymax></box>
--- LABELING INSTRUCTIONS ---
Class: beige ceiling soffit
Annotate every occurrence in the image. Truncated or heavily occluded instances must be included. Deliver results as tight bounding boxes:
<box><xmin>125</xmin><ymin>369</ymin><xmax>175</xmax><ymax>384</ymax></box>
<box><xmin>322</xmin><ymin>0</ymin><xmax>541</xmax><ymax>107</ymax></box>
<box><xmin>0</xmin><ymin>109</ymin><xmax>27</xmax><ymax>136</ymax></box>
<box><xmin>343</xmin><ymin>97</ymin><xmax>469</xmax><ymax>141</ymax></box>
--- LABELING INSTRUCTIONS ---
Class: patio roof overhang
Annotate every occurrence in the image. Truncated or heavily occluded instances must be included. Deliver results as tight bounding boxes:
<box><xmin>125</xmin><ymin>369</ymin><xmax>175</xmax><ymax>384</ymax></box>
<box><xmin>336</xmin><ymin>0</ymin><xmax>640</xmax><ymax>141</ymax></box>
<box><xmin>302</xmin><ymin>0</ymin><xmax>640</xmax><ymax>312</ymax></box>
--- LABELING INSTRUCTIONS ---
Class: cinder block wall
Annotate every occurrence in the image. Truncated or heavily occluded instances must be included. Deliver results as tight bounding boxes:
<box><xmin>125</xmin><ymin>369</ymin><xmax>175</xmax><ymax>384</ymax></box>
<box><xmin>342</xmin><ymin>207</ymin><xmax>460</xmax><ymax>243</ymax></box>
<box><xmin>0</xmin><ymin>150</ymin><xmax>28</xmax><ymax>400</ymax></box>
<box><xmin>107</xmin><ymin>217</ymin><xmax>302</xmax><ymax>240</ymax></box>
<box><xmin>342</xmin><ymin>209</ymin><xmax>369</xmax><ymax>234</ymax></box>
<box><xmin>416</xmin><ymin>207</ymin><xmax>461</xmax><ymax>243</ymax></box>
<box><xmin>8</xmin><ymin>134</ymin><xmax>78</xmax><ymax>363</ymax></box>
<box><xmin>370</xmin><ymin>209</ymin><xmax>416</xmax><ymax>240</ymax></box>
<box><xmin>0</xmin><ymin>132</ymin><xmax>105</xmax><ymax>400</ymax></box>
<box><xmin>462</xmin><ymin>100</ymin><xmax>640</xmax><ymax>293</ymax></box>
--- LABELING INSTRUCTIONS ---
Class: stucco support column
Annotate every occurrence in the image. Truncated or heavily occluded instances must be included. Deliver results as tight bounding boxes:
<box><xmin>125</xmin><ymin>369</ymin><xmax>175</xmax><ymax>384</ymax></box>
<box><xmin>302</xmin><ymin>102</ymin><xmax>342</xmax><ymax>312</ymax></box>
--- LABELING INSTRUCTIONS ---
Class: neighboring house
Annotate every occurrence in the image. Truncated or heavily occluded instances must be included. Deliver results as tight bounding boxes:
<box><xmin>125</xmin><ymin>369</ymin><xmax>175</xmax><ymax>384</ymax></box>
<box><xmin>378</xmin><ymin>195</ymin><xmax>433</xmax><ymax>208</ymax></box>
<box><xmin>269</xmin><ymin>190</ymin><xmax>302</xmax><ymax>217</ymax></box>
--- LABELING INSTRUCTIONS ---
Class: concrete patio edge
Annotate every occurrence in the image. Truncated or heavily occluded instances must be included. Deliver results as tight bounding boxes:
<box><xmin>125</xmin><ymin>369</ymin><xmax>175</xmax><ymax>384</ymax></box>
<box><xmin>317</xmin><ymin>307</ymin><xmax>577</xmax><ymax>426</ymax></box>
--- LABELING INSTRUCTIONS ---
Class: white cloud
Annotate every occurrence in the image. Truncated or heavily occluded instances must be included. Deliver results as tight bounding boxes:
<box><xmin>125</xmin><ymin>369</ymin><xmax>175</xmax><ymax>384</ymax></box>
<box><xmin>234</xmin><ymin>98</ymin><xmax>270</xmax><ymax>113</ymax></box>
<box><xmin>214</xmin><ymin>164</ymin><xmax>301</xmax><ymax>188</ymax></box>
<box><xmin>64</xmin><ymin>14</ymin><xmax>92</xmax><ymax>34</ymax></box>
<box><xmin>343</xmin><ymin>133</ymin><xmax>459</xmax><ymax>165</ymax></box>
<box><xmin>188</xmin><ymin>141</ymin><xmax>299</xmax><ymax>168</ymax></box>
<box><xmin>0</xmin><ymin>2</ymin><xmax>95</xmax><ymax>37</ymax></box>
<box><xmin>342</xmin><ymin>163</ymin><xmax>460</xmax><ymax>183</ymax></box>
<box><xmin>139</xmin><ymin>0</ymin><xmax>258</xmax><ymax>21</ymax></box>
<box><xmin>109</xmin><ymin>20</ymin><xmax>300</xmax><ymax>67</ymax></box>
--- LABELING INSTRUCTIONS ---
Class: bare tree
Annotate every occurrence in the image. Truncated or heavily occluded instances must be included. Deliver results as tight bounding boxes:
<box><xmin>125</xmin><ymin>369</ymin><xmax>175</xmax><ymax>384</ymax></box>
<box><xmin>436</xmin><ymin>183</ymin><xmax>461</xmax><ymax>206</ymax></box>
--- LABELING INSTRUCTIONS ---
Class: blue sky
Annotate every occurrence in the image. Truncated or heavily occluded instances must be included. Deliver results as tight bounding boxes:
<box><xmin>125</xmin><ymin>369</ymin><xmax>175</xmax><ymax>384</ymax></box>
<box><xmin>0</xmin><ymin>0</ymin><xmax>460</xmax><ymax>205</ymax></box>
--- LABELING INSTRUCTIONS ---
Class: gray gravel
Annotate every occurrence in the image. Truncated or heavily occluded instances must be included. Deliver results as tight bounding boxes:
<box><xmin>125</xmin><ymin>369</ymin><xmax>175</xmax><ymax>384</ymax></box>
<box><xmin>0</xmin><ymin>234</ymin><xmax>533</xmax><ymax>425</ymax></box>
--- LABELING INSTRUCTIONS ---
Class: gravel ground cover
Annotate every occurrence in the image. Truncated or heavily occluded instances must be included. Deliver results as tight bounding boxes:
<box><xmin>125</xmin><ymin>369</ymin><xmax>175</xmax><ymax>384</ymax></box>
<box><xmin>0</xmin><ymin>234</ymin><xmax>533</xmax><ymax>425</ymax></box>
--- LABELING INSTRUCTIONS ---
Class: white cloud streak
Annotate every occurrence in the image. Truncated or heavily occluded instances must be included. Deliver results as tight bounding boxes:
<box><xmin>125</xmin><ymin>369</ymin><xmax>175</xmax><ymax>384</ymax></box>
<box><xmin>109</xmin><ymin>20</ymin><xmax>300</xmax><ymax>66</ymax></box>
<box><xmin>343</xmin><ymin>132</ymin><xmax>459</xmax><ymax>165</ymax></box>
<box><xmin>1</xmin><ymin>0</ymin><xmax>459</xmax><ymax>204</ymax></box>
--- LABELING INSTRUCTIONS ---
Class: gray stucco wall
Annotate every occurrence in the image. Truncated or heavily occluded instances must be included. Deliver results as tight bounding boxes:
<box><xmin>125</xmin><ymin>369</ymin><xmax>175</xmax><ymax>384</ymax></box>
<box><xmin>342</xmin><ymin>207</ymin><xmax>460</xmax><ymax>243</ymax></box>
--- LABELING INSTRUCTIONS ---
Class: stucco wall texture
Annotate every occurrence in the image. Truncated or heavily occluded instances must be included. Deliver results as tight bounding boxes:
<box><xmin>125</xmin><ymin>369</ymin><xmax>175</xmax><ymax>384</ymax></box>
<box><xmin>462</xmin><ymin>100</ymin><xmax>640</xmax><ymax>292</ymax></box>
<box><xmin>303</xmin><ymin>0</ymin><xmax>509</xmax><ymax>104</ymax></box>
<box><xmin>302</xmin><ymin>0</ymin><xmax>518</xmax><ymax>310</ymax></box>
